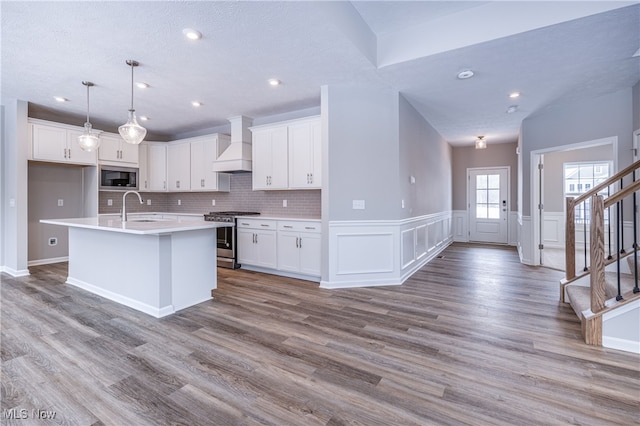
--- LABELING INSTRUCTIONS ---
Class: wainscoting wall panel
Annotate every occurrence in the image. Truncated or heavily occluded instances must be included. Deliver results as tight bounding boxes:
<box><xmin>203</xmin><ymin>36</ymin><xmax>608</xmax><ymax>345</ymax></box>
<box><xmin>323</xmin><ymin>211</ymin><xmax>452</xmax><ymax>289</ymax></box>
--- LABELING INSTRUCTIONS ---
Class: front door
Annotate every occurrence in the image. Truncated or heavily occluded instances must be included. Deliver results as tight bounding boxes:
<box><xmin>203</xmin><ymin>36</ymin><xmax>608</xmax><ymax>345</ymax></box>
<box><xmin>468</xmin><ymin>168</ymin><xmax>509</xmax><ymax>244</ymax></box>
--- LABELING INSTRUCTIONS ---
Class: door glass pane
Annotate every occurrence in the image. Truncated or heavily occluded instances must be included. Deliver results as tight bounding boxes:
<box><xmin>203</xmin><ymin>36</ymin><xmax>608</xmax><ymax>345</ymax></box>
<box><xmin>488</xmin><ymin>204</ymin><xmax>500</xmax><ymax>219</ymax></box>
<box><xmin>488</xmin><ymin>174</ymin><xmax>500</xmax><ymax>188</ymax></box>
<box><xmin>475</xmin><ymin>173</ymin><xmax>501</xmax><ymax>220</ymax></box>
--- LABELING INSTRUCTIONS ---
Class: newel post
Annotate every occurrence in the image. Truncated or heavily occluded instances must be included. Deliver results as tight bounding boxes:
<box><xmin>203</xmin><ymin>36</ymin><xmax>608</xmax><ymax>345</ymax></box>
<box><xmin>590</xmin><ymin>195</ymin><xmax>606</xmax><ymax>313</ymax></box>
<box><xmin>565</xmin><ymin>197</ymin><xmax>576</xmax><ymax>280</ymax></box>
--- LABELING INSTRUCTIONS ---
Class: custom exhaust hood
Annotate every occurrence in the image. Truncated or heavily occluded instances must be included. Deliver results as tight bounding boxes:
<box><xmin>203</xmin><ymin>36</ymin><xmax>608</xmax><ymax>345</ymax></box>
<box><xmin>212</xmin><ymin>115</ymin><xmax>253</xmax><ymax>173</ymax></box>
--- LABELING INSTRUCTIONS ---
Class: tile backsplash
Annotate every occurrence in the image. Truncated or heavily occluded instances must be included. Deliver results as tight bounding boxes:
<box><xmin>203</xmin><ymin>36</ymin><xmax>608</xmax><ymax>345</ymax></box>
<box><xmin>99</xmin><ymin>173</ymin><xmax>321</xmax><ymax>217</ymax></box>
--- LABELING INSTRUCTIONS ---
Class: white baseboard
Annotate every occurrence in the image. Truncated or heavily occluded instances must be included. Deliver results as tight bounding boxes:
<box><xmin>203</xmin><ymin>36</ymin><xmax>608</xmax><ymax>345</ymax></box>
<box><xmin>0</xmin><ymin>266</ymin><xmax>30</xmax><ymax>277</ymax></box>
<box><xmin>28</xmin><ymin>256</ymin><xmax>69</xmax><ymax>267</ymax></box>
<box><xmin>239</xmin><ymin>265</ymin><xmax>320</xmax><ymax>283</ymax></box>
<box><xmin>66</xmin><ymin>277</ymin><xmax>175</xmax><ymax>318</ymax></box>
<box><xmin>602</xmin><ymin>336</ymin><xmax>640</xmax><ymax>354</ymax></box>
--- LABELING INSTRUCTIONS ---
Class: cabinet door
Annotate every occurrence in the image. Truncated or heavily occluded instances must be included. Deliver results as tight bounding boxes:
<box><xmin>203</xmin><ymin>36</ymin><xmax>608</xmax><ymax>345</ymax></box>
<box><xmin>252</xmin><ymin>130</ymin><xmax>272</xmax><ymax>190</ymax></box>
<box><xmin>32</xmin><ymin>124</ymin><xmax>66</xmax><ymax>162</ymax></box>
<box><xmin>66</xmin><ymin>130</ymin><xmax>98</xmax><ymax>165</ymax></box>
<box><xmin>190</xmin><ymin>140</ymin><xmax>206</xmax><ymax>190</ymax></box>
<box><xmin>299</xmin><ymin>232</ymin><xmax>321</xmax><ymax>276</ymax></box>
<box><xmin>237</xmin><ymin>229</ymin><xmax>257</xmax><ymax>265</ymax></box>
<box><xmin>148</xmin><ymin>144</ymin><xmax>167</xmax><ymax>191</ymax></box>
<box><xmin>288</xmin><ymin>120</ymin><xmax>321</xmax><ymax>189</ymax></box>
<box><xmin>256</xmin><ymin>230</ymin><xmax>277</xmax><ymax>269</ymax></box>
<box><xmin>167</xmin><ymin>143</ymin><xmax>191</xmax><ymax>191</ymax></box>
<box><xmin>138</xmin><ymin>143</ymin><xmax>149</xmax><ymax>191</ymax></box>
<box><xmin>119</xmin><ymin>139</ymin><xmax>139</xmax><ymax>164</ymax></box>
<box><xmin>98</xmin><ymin>135</ymin><xmax>121</xmax><ymax>162</ymax></box>
<box><xmin>277</xmin><ymin>231</ymin><xmax>301</xmax><ymax>273</ymax></box>
<box><xmin>269</xmin><ymin>127</ymin><xmax>289</xmax><ymax>189</ymax></box>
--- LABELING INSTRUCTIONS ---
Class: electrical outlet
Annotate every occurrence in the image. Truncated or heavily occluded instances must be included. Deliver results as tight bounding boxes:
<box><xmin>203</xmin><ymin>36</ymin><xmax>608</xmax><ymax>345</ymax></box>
<box><xmin>283</xmin><ymin>200</ymin><xmax>287</xmax><ymax>207</ymax></box>
<box><xmin>147</xmin><ymin>199</ymin><xmax>151</xmax><ymax>206</ymax></box>
<box><xmin>401</xmin><ymin>199</ymin><xmax>405</xmax><ymax>208</ymax></box>
<box><xmin>107</xmin><ymin>199</ymin><xmax>113</xmax><ymax>206</ymax></box>
<box><xmin>352</xmin><ymin>200</ymin><xmax>365</xmax><ymax>210</ymax></box>
<box><xmin>178</xmin><ymin>199</ymin><xmax>181</xmax><ymax>206</ymax></box>
<box><xmin>57</xmin><ymin>199</ymin><xmax>64</xmax><ymax>207</ymax></box>
<box><xmin>212</xmin><ymin>199</ymin><xmax>216</xmax><ymax>206</ymax></box>
<box><xmin>48</xmin><ymin>237</ymin><xmax>57</xmax><ymax>246</ymax></box>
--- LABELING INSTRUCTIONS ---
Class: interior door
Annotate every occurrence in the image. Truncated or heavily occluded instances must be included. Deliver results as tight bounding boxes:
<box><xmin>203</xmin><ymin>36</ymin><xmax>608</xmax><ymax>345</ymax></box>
<box><xmin>468</xmin><ymin>168</ymin><xmax>509</xmax><ymax>244</ymax></box>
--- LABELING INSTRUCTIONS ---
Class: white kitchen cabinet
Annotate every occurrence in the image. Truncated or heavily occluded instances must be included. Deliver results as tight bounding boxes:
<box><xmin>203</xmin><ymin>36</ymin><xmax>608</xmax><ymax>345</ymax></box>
<box><xmin>237</xmin><ymin>219</ymin><xmax>277</xmax><ymax>269</ymax></box>
<box><xmin>277</xmin><ymin>220</ymin><xmax>321</xmax><ymax>276</ymax></box>
<box><xmin>148</xmin><ymin>143</ymin><xmax>167</xmax><ymax>191</ymax></box>
<box><xmin>167</xmin><ymin>142</ymin><xmax>191</xmax><ymax>191</ymax></box>
<box><xmin>30</xmin><ymin>121</ymin><xmax>97</xmax><ymax>165</ymax></box>
<box><xmin>189</xmin><ymin>135</ymin><xmax>231</xmax><ymax>192</ymax></box>
<box><xmin>288</xmin><ymin>118</ymin><xmax>321</xmax><ymax>189</ymax></box>
<box><xmin>251</xmin><ymin>125</ymin><xmax>288</xmax><ymax>190</ymax></box>
<box><xmin>98</xmin><ymin>134</ymin><xmax>139</xmax><ymax>165</ymax></box>
<box><xmin>138</xmin><ymin>143</ymin><xmax>149</xmax><ymax>191</ymax></box>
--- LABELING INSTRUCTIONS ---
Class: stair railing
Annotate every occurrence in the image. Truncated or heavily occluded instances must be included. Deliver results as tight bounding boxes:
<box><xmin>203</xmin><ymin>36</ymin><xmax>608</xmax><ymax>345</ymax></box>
<box><xmin>565</xmin><ymin>159</ymin><xmax>640</xmax><ymax>282</ymax></box>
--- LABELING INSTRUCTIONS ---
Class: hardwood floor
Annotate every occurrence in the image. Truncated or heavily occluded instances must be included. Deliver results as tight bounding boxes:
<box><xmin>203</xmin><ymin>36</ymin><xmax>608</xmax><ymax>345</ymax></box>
<box><xmin>1</xmin><ymin>243</ymin><xmax>638</xmax><ymax>425</ymax></box>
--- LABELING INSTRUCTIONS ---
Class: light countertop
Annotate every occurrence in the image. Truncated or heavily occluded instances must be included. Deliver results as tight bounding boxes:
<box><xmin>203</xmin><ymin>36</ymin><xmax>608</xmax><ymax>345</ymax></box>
<box><xmin>41</xmin><ymin>216</ymin><xmax>230</xmax><ymax>235</ymax></box>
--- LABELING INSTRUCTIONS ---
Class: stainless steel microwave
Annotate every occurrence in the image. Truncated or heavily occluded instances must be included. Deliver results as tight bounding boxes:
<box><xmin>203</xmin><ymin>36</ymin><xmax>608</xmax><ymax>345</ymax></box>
<box><xmin>99</xmin><ymin>166</ymin><xmax>139</xmax><ymax>191</ymax></box>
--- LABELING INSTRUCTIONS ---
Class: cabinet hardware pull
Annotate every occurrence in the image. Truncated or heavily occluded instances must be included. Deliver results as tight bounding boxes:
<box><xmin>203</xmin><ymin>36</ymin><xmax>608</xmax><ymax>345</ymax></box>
<box><xmin>310</xmin><ymin>173</ymin><xmax>313</xmax><ymax>183</ymax></box>
<box><xmin>299</xmin><ymin>238</ymin><xmax>302</xmax><ymax>248</ymax></box>
<box><xmin>296</xmin><ymin>237</ymin><xmax>299</xmax><ymax>248</ymax></box>
<box><xmin>305</xmin><ymin>226</ymin><xmax>315</xmax><ymax>230</ymax></box>
<box><xmin>255</xmin><ymin>234</ymin><xmax>258</xmax><ymax>244</ymax></box>
<box><xmin>261</xmin><ymin>224</ymin><xmax>269</xmax><ymax>227</ymax></box>
<box><xmin>68</xmin><ymin>149</ymin><xmax>71</xmax><ymax>159</ymax></box>
<box><xmin>201</xmin><ymin>179</ymin><xmax>205</xmax><ymax>187</ymax></box>
<box><xmin>241</xmin><ymin>222</ymin><xmax>250</xmax><ymax>226</ymax></box>
<box><xmin>284</xmin><ymin>225</ymin><xmax>293</xmax><ymax>228</ymax></box>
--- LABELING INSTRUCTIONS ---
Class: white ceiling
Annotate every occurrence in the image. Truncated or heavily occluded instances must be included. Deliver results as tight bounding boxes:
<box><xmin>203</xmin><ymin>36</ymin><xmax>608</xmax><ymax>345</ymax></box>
<box><xmin>2</xmin><ymin>1</ymin><xmax>639</xmax><ymax>145</ymax></box>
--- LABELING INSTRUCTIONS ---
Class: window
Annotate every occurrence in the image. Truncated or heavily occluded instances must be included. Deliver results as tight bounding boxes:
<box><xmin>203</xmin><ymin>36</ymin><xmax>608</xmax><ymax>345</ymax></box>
<box><xmin>475</xmin><ymin>174</ymin><xmax>501</xmax><ymax>219</ymax></box>
<box><xmin>564</xmin><ymin>161</ymin><xmax>611</xmax><ymax>224</ymax></box>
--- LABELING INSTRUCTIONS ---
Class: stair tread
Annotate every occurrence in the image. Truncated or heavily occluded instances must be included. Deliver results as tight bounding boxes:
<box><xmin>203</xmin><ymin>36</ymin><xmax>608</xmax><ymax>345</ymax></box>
<box><xmin>604</xmin><ymin>271</ymin><xmax>637</xmax><ymax>298</ymax></box>
<box><xmin>566</xmin><ymin>285</ymin><xmax>591</xmax><ymax>319</ymax></box>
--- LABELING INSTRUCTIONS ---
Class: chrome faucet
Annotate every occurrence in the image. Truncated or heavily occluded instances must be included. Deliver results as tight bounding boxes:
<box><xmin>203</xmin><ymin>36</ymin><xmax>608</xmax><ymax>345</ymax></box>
<box><xmin>122</xmin><ymin>190</ymin><xmax>143</xmax><ymax>222</ymax></box>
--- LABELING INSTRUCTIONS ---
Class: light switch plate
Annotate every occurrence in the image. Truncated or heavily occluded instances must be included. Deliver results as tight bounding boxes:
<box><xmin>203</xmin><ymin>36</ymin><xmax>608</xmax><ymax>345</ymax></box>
<box><xmin>212</xmin><ymin>199</ymin><xmax>216</xmax><ymax>206</ymax></box>
<box><xmin>352</xmin><ymin>200</ymin><xmax>365</xmax><ymax>210</ymax></box>
<box><xmin>57</xmin><ymin>199</ymin><xmax>64</xmax><ymax>207</ymax></box>
<box><xmin>147</xmin><ymin>199</ymin><xmax>151</xmax><ymax>206</ymax></box>
<box><xmin>283</xmin><ymin>200</ymin><xmax>287</xmax><ymax>207</ymax></box>
<box><xmin>178</xmin><ymin>200</ymin><xmax>181</xmax><ymax>206</ymax></box>
<box><xmin>107</xmin><ymin>199</ymin><xmax>113</xmax><ymax>206</ymax></box>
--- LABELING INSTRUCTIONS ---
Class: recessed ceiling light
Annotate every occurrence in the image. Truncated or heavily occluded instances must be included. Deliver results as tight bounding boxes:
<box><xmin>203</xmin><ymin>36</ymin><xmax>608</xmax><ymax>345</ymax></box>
<box><xmin>136</xmin><ymin>82</ymin><xmax>149</xmax><ymax>89</ymax></box>
<box><xmin>506</xmin><ymin>105</ymin><xmax>519</xmax><ymax>114</ymax></box>
<box><xmin>457</xmin><ymin>70</ymin><xmax>474</xmax><ymax>79</ymax></box>
<box><xmin>183</xmin><ymin>28</ymin><xmax>202</xmax><ymax>40</ymax></box>
<box><xmin>268</xmin><ymin>78</ymin><xmax>281</xmax><ymax>86</ymax></box>
<box><xmin>54</xmin><ymin>96</ymin><xmax>68</xmax><ymax>102</ymax></box>
<box><xmin>191</xmin><ymin>101</ymin><xmax>202</xmax><ymax>107</ymax></box>
<box><xmin>139</xmin><ymin>116</ymin><xmax>150</xmax><ymax>121</ymax></box>
<box><xmin>509</xmin><ymin>92</ymin><xmax>521</xmax><ymax>98</ymax></box>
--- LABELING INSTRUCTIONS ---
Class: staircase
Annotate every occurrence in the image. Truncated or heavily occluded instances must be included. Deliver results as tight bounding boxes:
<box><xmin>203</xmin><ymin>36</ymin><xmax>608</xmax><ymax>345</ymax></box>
<box><xmin>561</xmin><ymin>159</ymin><xmax>640</xmax><ymax>354</ymax></box>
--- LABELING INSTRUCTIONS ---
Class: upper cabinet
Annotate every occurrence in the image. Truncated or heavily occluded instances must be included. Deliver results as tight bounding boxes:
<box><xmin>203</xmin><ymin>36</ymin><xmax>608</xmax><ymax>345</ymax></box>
<box><xmin>250</xmin><ymin>116</ymin><xmax>321</xmax><ymax>191</ymax></box>
<box><xmin>251</xmin><ymin>125</ymin><xmax>288</xmax><ymax>190</ymax></box>
<box><xmin>30</xmin><ymin>120</ymin><xmax>97</xmax><ymax>166</ymax></box>
<box><xmin>190</xmin><ymin>134</ymin><xmax>231</xmax><ymax>192</ymax></box>
<box><xmin>288</xmin><ymin>118</ymin><xmax>321</xmax><ymax>189</ymax></box>
<box><xmin>98</xmin><ymin>134</ymin><xmax>139</xmax><ymax>166</ymax></box>
<box><xmin>147</xmin><ymin>143</ymin><xmax>167</xmax><ymax>191</ymax></box>
<box><xmin>167</xmin><ymin>142</ymin><xmax>191</xmax><ymax>191</ymax></box>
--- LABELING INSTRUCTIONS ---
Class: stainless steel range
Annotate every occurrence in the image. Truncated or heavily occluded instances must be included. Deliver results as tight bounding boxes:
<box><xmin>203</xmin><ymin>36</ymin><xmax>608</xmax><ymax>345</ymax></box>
<box><xmin>203</xmin><ymin>211</ymin><xmax>260</xmax><ymax>269</ymax></box>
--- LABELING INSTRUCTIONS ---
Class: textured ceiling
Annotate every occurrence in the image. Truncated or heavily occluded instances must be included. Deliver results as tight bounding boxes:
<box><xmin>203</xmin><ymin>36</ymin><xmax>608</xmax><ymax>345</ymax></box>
<box><xmin>2</xmin><ymin>1</ymin><xmax>639</xmax><ymax>145</ymax></box>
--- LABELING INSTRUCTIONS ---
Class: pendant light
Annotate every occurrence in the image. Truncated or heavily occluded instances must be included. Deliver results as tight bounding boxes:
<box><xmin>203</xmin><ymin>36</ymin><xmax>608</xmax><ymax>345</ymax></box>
<box><xmin>118</xmin><ymin>59</ymin><xmax>147</xmax><ymax>145</ymax></box>
<box><xmin>77</xmin><ymin>81</ymin><xmax>101</xmax><ymax>152</ymax></box>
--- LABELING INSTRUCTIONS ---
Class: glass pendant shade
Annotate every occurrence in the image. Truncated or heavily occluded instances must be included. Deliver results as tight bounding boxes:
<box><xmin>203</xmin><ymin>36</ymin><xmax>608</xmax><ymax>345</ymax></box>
<box><xmin>78</xmin><ymin>81</ymin><xmax>101</xmax><ymax>152</ymax></box>
<box><xmin>78</xmin><ymin>122</ymin><xmax>101</xmax><ymax>152</ymax></box>
<box><xmin>475</xmin><ymin>136</ymin><xmax>487</xmax><ymax>149</ymax></box>
<box><xmin>119</xmin><ymin>109</ymin><xmax>147</xmax><ymax>144</ymax></box>
<box><xmin>119</xmin><ymin>59</ymin><xmax>146</xmax><ymax>145</ymax></box>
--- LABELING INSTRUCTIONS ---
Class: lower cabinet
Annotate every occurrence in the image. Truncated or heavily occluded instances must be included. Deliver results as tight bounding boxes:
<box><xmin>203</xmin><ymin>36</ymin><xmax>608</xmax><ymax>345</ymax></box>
<box><xmin>277</xmin><ymin>221</ymin><xmax>321</xmax><ymax>276</ymax></box>
<box><xmin>237</xmin><ymin>219</ymin><xmax>277</xmax><ymax>269</ymax></box>
<box><xmin>237</xmin><ymin>218</ymin><xmax>321</xmax><ymax>280</ymax></box>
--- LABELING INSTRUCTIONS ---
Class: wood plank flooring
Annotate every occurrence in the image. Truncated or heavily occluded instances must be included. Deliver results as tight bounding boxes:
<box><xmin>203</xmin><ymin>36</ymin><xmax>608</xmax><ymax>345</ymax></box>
<box><xmin>1</xmin><ymin>243</ymin><xmax>639</xmax><ymax>425</ymax></box>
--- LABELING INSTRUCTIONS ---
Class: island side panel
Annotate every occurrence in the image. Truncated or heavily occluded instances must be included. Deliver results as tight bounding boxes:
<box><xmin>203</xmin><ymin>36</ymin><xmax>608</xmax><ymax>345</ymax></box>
<box><xmin>170</xmin><ymin>229</ymin><xmax>217</xmax><ymax>312</ymax></box>
<box><xmin>66</xmin><ymin>227</ymin><xmax>172</xmax><ymax>317</ymax></box>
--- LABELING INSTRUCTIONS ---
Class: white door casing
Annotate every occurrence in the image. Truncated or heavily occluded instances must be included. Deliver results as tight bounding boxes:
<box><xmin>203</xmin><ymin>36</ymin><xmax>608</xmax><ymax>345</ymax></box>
<box><xmin>468</xmin><ymin>167</ymin><xmax>509</xmax><ymax>244</ymax></box>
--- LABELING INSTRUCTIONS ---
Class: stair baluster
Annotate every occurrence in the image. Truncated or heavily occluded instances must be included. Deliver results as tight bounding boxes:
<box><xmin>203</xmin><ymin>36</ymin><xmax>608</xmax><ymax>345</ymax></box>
<box><xmin>616</xmin><ymin>199</ymin><xmax>623</xmax><ymax>301</ymax></box>
<box><xmin>607</xmin><ymin>186</ymin><xmax>613</xmax><ymax>260</ymax></box>
<box><xmin>634</xmin><ymin>171</ymin><xmax>640</xmax><ymax>294</ymax></box>
<box><xmin>583</xmin><ymin>201</ymin><xmax>589</xmax><ymax>272</ymax></box>
<box><xmin>620</xmin><ymin>178</ymin><xmax>625</xmax><ymax>254</ymax></box>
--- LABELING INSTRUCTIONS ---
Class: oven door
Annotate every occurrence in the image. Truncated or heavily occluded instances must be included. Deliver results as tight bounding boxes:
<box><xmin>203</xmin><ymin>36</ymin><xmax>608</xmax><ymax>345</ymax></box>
<box><xmin>217</xmin><ymin>226</ymin><xmax>234</xmax><ymax>258</ymax></box>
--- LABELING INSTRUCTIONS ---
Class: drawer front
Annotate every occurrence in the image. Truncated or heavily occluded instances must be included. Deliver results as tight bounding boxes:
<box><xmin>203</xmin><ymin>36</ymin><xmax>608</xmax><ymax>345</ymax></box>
<box><xmin>236</xmin><ymin>218</ymin><xmax>277</xmax><ymax>230</ymax></box>
<box><xmin>278</xmin><ymin>220</ymin><xmax>321</xmax><ymax>233</ymax></box>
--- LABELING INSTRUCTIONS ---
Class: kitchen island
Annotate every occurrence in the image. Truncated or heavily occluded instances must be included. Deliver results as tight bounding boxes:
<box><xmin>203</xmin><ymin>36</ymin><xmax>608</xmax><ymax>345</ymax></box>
<box><xmin>41</xmin><ymin>216</ymin><xmax>227</xmax><ymax>318</ymax></box>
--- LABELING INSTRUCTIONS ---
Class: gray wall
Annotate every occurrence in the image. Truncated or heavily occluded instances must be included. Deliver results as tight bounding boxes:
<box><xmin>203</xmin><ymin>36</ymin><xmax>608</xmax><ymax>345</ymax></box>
<box><xmin>451</xmin><ymin>142</ymin><xmax>518</xmax><ymax>211</ymax></box>
<box><xmin>542</xmin><ymin>144</ymin><xmax>614</xmax><ymax>212</ymax></box>
<box><xmin>521</xmin><ymin>88</ymin><xmax>634</xmax><ymax>216</ymax></box>
<box><xmin>324</xmin><ymin>84</ymin><xmax>400</xmax><ymax>221</ymax></box>
<box><xmin>28</xmin><ymin>163</ymin><xmax>87</xmax><ymax>262</ymax></box>
<box><xmin>398</xmin><ymin>95</ymin><xmax>451</xmax><ymax>218</ymax></box>
<box><xmin>634</xmin><ymin>81</ymin><xmax>640</xmax><ymax>132</ymax></box>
